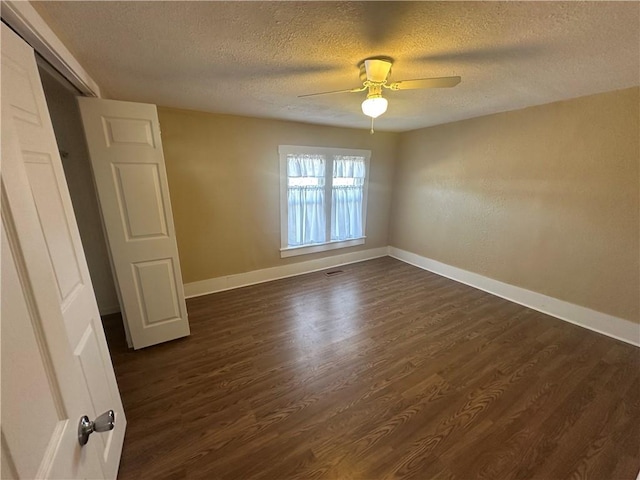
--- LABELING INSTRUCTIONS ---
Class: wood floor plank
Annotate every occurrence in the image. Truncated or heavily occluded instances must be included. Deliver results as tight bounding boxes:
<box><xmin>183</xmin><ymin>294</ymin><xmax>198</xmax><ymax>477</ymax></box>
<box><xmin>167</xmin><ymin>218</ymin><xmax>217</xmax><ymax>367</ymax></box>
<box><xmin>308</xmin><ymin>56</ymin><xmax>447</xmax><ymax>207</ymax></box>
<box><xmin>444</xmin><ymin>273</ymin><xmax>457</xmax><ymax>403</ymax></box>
<box><xmin>102</xmin><ymin>257</ymin><xmax>640</xmax><ymax>479</ymax></box>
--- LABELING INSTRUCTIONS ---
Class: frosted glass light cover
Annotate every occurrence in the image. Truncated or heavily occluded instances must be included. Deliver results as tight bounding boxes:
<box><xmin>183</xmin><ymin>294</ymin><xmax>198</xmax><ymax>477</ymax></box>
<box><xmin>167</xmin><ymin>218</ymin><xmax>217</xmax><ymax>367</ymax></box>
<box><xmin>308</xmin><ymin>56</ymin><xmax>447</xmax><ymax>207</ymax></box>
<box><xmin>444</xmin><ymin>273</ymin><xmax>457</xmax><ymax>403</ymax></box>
<box><xmin>361</xmin><ymin>97</ymin><xmax>388</xmax><ymax>118</ymax></box>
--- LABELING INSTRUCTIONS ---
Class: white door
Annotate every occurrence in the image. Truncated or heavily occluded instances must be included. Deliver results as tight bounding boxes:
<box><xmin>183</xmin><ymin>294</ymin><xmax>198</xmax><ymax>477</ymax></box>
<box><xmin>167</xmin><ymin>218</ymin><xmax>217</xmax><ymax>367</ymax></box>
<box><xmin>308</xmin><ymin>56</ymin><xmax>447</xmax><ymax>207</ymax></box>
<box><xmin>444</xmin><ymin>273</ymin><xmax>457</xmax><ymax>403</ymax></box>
<box><xmin>1</xmin><ymin>24</ymin><xmax>125</xmax><ymax>479</ymax></box>
<box><xmin>78</xmin><ymin>98</ymin><xmax>190</xmax><ymax>350</ymax></box>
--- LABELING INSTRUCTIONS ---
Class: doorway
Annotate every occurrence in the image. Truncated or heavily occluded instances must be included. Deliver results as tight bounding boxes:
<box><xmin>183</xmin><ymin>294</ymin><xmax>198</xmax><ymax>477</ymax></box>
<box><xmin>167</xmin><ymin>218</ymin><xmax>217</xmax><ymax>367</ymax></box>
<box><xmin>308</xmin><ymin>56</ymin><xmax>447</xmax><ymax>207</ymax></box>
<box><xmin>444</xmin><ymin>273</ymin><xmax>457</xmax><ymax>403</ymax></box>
<box><xmin>37</xmin><ymin>59</ymin><xmax>129</xmax><ymax>342</ymax></box>
<box><xmin>35</xmin><ymin>53</ymin><xmax>190</xmax><ymax>350</ymax></box>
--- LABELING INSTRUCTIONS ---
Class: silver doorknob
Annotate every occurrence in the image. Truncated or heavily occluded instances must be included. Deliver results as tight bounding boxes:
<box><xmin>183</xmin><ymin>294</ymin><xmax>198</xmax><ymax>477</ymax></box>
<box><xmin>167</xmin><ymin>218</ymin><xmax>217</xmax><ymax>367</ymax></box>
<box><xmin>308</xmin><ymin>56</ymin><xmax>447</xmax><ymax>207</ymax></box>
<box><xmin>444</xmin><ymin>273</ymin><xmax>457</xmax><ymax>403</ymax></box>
<box><xmin>78</xmin><ymin>410</ymin><xmax>115</xmax><ymax>446</ymax></box>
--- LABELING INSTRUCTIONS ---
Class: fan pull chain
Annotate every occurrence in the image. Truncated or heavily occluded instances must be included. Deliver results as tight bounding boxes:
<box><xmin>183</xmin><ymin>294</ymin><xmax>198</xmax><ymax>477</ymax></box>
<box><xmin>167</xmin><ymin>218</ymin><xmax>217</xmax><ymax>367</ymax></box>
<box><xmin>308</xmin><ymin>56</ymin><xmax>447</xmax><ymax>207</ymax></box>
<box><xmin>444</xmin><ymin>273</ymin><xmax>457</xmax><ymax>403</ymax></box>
<box><xmin>370</xmin><ymin>117</ymin><xmax>375</xmax><ymax>135</ymax></box>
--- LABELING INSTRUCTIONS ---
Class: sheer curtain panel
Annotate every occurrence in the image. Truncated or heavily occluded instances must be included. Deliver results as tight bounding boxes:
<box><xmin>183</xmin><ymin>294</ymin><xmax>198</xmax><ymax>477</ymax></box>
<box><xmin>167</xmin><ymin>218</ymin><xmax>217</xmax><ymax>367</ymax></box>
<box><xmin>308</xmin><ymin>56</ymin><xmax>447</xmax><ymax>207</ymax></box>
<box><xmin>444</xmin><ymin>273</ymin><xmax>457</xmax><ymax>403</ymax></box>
<box><xmin>331</xmin><ymin>156</ymin><xmax>365</xmax><ymax>241</ymax></box>
<box><xmin>287</xmin><ymin>154</ymin><xmax>325</xmax><ymax>246</ymax></box>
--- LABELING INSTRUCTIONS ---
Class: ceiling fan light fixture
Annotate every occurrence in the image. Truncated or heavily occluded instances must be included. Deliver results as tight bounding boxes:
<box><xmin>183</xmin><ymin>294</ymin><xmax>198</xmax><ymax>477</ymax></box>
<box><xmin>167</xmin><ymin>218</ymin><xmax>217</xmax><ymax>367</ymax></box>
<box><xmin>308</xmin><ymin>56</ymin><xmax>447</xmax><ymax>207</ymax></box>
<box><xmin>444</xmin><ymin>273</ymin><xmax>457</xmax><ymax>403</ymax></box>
<box><xmin>361</xmin><ymin>95</ymin><xmax>388</xmax><ymax>118</ymax></box>
<box><xmin>299</xmin><ymin>56</ymin><xmax>460</xmax><ymax>129</ymax></box>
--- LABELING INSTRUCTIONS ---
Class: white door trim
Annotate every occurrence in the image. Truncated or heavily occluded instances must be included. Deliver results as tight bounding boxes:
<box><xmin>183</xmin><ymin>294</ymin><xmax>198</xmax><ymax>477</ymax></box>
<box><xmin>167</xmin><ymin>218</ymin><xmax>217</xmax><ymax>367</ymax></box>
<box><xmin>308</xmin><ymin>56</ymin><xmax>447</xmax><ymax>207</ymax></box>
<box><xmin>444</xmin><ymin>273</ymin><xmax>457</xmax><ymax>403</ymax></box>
<box><xmin>1</xmin><ymin>0</ymin><xmax>101</xmax><ymax>97</ymax></box>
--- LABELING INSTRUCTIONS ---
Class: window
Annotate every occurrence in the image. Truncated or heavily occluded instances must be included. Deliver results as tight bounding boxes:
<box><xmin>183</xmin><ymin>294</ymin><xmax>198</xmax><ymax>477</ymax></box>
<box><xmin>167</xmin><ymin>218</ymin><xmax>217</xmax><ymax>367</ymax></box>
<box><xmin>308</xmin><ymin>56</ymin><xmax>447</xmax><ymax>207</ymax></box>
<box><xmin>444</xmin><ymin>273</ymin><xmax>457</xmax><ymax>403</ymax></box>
<box><xmin>279</xmin><ymin>145</ymin><xmax>371</xmax><ymax>258</ymax></box>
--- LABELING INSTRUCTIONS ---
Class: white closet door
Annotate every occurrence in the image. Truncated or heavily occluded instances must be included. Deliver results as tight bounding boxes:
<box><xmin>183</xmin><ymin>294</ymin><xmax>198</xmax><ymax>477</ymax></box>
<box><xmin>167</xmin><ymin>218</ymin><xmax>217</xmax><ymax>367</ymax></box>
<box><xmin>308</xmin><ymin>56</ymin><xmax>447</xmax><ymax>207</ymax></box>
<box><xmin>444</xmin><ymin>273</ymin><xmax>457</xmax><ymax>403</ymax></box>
<box><xmin>1</xmin><ymin>23</ymin><xmax>125</xmax><ymax>479</ymax></box>
<box><xmin>78</xmin><ymin>97</ymin><xmax>190</xmax><ymax>350</ymax></box>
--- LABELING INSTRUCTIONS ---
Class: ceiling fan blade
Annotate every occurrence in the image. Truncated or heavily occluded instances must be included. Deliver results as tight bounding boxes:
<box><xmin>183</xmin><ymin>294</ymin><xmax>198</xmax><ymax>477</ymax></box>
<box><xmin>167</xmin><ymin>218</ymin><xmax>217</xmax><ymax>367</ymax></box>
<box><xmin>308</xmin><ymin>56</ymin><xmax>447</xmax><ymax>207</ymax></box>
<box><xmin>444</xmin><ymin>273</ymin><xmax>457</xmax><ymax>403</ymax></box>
<box><xmin>298</xmin><ymin>86</ymin><xmax>366</xmax><ymax>98</ymax></box>
<box><xmin>388</xmin><ymin>76</ymin><xmax>461</xmax><ymax>90</ymax></box>
<box><xmin>364</xmin><ymin>59</ymin><xmax>393</xmax><ymax>83</ymax></box>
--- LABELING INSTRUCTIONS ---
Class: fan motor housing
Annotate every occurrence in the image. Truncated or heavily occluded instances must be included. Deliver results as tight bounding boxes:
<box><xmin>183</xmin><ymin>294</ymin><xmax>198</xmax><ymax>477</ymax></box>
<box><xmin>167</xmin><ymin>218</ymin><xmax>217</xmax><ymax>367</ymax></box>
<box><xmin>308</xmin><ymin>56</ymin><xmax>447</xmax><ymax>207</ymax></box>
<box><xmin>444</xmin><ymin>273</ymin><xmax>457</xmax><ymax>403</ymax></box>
<box><xmin>359</xmin><ymin>56</ymin><xmax>394</xmax><ymax>83</ymax></box>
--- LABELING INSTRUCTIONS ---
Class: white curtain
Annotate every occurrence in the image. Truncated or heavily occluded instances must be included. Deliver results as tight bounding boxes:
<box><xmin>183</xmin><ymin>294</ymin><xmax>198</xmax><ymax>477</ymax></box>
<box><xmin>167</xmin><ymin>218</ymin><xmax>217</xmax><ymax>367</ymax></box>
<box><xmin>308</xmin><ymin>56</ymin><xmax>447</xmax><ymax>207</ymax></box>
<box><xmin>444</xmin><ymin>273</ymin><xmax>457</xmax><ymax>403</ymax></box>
<box><xmin>287</xmin><ymin>155</ymin><xmax>325</xmax><ymax>246</ymax></box>
<box><xmin>331</xmin><ymin>156</ymin><xmax>365</xmax><ymax>241</ymax></box>
<box><xmin>332</xmin><ymin>156</ymin><xmax>366</xmax><ymax>178</ymax></box>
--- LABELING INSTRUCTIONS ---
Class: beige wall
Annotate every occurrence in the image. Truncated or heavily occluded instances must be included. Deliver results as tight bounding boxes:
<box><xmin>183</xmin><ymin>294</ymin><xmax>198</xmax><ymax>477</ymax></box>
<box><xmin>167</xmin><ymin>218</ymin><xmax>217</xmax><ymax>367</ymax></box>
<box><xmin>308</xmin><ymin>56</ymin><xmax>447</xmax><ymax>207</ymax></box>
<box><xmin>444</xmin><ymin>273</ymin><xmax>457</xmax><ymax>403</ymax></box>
<box><xmin>390</xmin><ymin>88</ymin><xmax>640</xmax><ymax>323</ymax></box>
<box><xmin>158</xmin><ymin>108</ymin><xmax>398</xmax><ymax>283</ymax></box>
<box><xmin>39</xmin><ymin>65</ymin><xmax>120</xmax><ymax>315</ymax></box>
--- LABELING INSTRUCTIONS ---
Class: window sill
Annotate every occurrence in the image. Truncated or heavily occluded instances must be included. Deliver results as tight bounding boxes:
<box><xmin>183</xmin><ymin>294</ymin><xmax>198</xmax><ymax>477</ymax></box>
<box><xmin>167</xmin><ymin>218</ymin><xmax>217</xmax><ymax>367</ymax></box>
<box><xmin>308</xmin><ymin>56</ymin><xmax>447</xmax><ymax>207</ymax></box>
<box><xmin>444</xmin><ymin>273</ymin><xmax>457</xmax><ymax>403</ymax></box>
<box><xmin>280</xmin><ymin>237</ymin><xmax>366</xmax><ymax>258</ymax></box>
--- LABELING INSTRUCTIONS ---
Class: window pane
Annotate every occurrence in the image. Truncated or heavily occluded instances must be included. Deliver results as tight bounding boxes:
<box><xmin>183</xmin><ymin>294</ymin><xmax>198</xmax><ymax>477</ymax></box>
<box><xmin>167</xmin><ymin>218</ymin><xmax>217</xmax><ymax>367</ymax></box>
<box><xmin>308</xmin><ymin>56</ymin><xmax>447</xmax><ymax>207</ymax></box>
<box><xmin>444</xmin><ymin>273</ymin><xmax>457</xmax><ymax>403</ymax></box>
<box><xmin>331</xmin><ymin>156</ymin><xmax>365</xmax><ymax>241</ymax></box>
<box><xmin>287</xmin><ymin>155</ymin><xmax>326</xmax><ymax>247</ymax></box>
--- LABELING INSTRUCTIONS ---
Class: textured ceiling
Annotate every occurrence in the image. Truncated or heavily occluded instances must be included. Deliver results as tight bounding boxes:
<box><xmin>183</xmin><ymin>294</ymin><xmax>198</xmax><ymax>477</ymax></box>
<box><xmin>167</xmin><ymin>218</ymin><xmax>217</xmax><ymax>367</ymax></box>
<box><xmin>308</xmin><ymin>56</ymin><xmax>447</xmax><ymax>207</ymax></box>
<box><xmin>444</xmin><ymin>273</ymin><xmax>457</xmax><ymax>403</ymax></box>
<box><xmin>32</xmin><ymin>1</ymin><xmax>640</xmax><ymax>132</ymax></box>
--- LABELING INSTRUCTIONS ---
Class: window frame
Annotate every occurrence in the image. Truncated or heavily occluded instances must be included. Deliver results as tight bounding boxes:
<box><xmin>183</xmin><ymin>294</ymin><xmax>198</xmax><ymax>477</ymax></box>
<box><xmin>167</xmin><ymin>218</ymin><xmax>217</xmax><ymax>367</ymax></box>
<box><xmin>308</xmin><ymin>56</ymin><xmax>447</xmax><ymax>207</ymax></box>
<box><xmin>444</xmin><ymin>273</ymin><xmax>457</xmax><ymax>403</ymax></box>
<box><xmin>279</xmin><ymin>145</ymin><xmax>371</xmax><ymax>258</ymax></box>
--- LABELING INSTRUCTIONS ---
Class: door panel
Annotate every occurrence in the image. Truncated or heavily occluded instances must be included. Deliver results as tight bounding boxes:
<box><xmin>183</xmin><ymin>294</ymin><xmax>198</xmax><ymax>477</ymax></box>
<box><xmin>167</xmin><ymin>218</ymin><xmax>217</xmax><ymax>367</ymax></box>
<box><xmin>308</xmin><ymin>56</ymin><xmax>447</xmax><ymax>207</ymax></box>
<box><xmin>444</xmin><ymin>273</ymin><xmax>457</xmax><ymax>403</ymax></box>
<box><xmin>1</xmin><ymin>23</ymin><xmax>125</xmax><ymax>479</ymax></box>
<box><xmin>78</xmin><ymin>97</ymin><xmax>190</xmax><ymax>349</ymax></box>
<box><xmin>24</xmin><ymin>154</ymin><xmax>84</xmax><ymax>302</ymax></box>
<box><xmin>133</xmin><ymin>258</ymin><xmax>182</xmax><ymax>325</ymax></box>
<box><xmin>102</xmin><ymin>116</ymin><xmax>156</xmax><ymax>147</ymax></box>
<box><xmin>113</xmin><ymin>163</ymin><xmax>169</xmax><ymax>239</ymax></box>
<box><xmin>1</xmin><ymin>226</ymin><xmax>66</xmax><ymax>478</ymax></box>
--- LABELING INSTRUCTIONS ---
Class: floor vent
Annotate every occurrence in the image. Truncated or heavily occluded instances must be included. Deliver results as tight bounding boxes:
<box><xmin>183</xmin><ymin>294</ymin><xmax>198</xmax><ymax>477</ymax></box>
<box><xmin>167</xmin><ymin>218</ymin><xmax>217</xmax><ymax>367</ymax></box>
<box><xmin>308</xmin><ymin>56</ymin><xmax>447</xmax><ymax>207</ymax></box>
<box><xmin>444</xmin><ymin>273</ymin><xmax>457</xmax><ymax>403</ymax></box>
<box><xmin>325</xmin><ymin>270</ymin><xmax>344</xmax><ymax>277</ymax></box>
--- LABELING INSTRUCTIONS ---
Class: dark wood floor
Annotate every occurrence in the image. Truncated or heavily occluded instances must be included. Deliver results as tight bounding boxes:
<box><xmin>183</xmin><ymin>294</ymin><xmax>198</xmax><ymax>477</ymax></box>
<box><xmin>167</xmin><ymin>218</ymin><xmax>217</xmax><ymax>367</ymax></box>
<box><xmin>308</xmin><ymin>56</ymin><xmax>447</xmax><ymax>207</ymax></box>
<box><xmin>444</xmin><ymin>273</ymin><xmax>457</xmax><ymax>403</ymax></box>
<box><xmin>103</xmin><ymin>257</ymin><xmax>640</xmax><ymax>480</ymax></box>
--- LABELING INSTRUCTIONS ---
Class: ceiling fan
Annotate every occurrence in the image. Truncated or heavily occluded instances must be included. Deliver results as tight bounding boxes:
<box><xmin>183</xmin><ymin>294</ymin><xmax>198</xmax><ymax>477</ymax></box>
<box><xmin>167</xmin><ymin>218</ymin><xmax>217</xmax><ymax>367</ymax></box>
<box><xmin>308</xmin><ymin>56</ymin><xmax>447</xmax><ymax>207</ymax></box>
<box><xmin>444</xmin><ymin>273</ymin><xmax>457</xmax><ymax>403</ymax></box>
<box><xmin>299</xmin><ymin>57</ymin><xmax>461</xmax><ymax>132</ymax></box>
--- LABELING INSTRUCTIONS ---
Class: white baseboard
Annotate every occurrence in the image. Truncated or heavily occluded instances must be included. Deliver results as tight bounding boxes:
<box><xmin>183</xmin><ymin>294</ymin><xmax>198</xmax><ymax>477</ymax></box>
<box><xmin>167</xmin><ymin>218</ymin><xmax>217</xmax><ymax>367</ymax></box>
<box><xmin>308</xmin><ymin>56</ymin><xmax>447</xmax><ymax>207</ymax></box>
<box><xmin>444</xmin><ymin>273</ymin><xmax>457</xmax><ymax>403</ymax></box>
<box><xmin>181</xmin><ymin>244</ymin><xmax>639</xmax><ymax>347</ymax></box>
<box><xmin>184</xmin><ymin>247</ymin><xmax>389</xmax><ymax>299</ymax></box>
<box><xmin>389</xmin><ymin>247</ymin><xmax>640</xmax><ymax>347</ymax></box>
